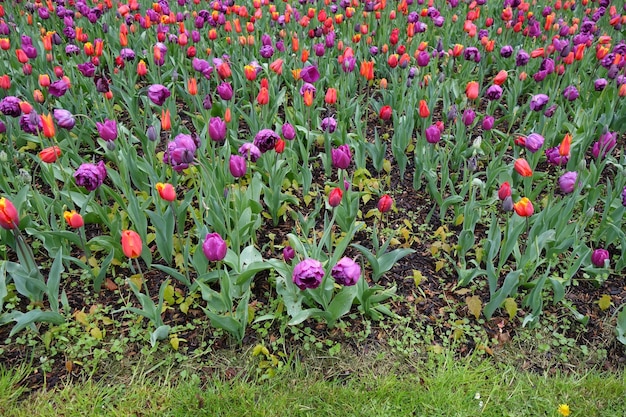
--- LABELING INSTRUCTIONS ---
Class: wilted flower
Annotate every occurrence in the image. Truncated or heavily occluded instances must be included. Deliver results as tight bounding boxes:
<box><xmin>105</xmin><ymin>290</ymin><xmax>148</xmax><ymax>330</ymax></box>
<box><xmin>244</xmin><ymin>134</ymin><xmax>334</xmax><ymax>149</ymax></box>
<box><xmin>591</xmin><ymin>248</ymin><xmax>609</xmax><ymax>267</ymax></box>
<box><xmin>147</xmin><ymin>84</ymin><xmax>171</xmax><ymax>106</ymax></box>
<box><xmin>529</xmin><ymin>94</ymin><xmax>549</xmax><ymax>111</ymax></box>
<box><xmin>331</xmin><ymin>257</ymin><xmax>361</xmax><ymax>286</ymax></box>
<box><xmin>96</xmin><ymin>119</ymin><xmax>117</xmax><ymax>141</ymax></box>
<box><xmin>292</xmin><ymin>258</ymin><xmax>324</xmax><ymax>290</ymax></box>
<box><xmin>331</xmin><ymin>144</ymin><xmax>351</xmax><ymax>169</ymax></box>
<box><xmin>202</xmin><ymin>232</ymin><xmax>227</xmax><ymax>261</ymax></box>
<box><xmin>163</xmin><ymin>133</ymin><xmax>198</xmax><ymax>172</ymax></box>
<box><xmin>558</xmin><ymin>171</ymin><xmax>578</xmax><ymax>194</ymax></box>
<box><xmin>74</xmin><ymin>161</ymin><xmax>107</xmax><ymax>191</ymax></box>
<box><xmin>253</xmin><ymin>129</ymin><xmax>280</xmax><ymax>153</ymax></box>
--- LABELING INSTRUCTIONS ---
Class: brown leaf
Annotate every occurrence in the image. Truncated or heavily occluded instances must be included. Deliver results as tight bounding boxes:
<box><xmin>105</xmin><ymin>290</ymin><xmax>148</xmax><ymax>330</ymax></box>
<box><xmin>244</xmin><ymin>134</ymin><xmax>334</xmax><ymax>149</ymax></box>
<box><xmin>466</xmin><ymin>295</ymin><xmax>482</xmax><ymax>320</ymax></box>
<box><xmin>105</xmin><ymin>278</ymin><xmax>118</xmax><ymax>291</ymax></box>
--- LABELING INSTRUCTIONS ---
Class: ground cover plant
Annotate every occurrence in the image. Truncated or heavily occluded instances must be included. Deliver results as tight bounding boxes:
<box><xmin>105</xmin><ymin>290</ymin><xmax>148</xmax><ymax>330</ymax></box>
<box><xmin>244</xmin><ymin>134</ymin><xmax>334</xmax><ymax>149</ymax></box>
<box><xmin>0</xmin><ymin>0</ymin><xmax>625</xmax><ymax>412</ymax></box>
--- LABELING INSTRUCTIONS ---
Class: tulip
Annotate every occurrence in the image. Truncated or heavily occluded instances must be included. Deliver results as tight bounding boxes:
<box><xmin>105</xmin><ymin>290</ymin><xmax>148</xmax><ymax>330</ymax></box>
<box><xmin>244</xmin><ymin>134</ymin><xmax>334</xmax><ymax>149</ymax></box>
<box><xmin>502</xmin><ymin>196</ymin><xmax>514</xmax><ymax>212</ymax></box>
<box><xmin>208</xmin><ymin>117</ymin><xmax>227</xmax><ymax>142</ymax></box>
<box><xmin>74</xmin><ymin>161</ymin><xmax>107</xmax><ymax>191</ymax></box>
<box><xmin>485</xmin><ymin>85</ymin><xmax>503</xmax><ymax>100</ymax></box>
<box><xmin>48</xmin><ymin>79</ymin><xmax>68</xmax><ymax>97</ymax></box>
<box><xmin>320</xmin><ymin>117</ymin><xmax>337</xmax><ymax>133</ymax></box>
<box><xmin>465</xmin><ymin>81</ymin><xmax>479</xmax><ymax>100</ymax></box>
<box><xmin>514</xmin><ymin>158</ymin><xmax>533</xmax><ymax>177</ymax></box>
<box><xmin>216</xmin><ymin>82</ymin><xmax>233</xmax><ymax>100</ymax></box>
<box><xmin>594</xmin><ymin>78</ymin><xmax>608</xmax><ymax>91</ymax></box>
<box><xmin>498</xmin><ymin>182</ymin><xmax>511</xmax><ymax>200</ymax></box>
<box><xmin>275</xmin><ymin>139</ymin><xmax>285</xmax><ymax>154</ymax></box>
<box><xmin>53</xmin><ymin>108</ymin><xmax>75</xmax><ymax>130</ymax></box>
<box><xmin>325</xmin><ymin>88</ymin><xmax>337</xmax><ymax>105</ymax></box>
<box><xmin>40</xmin><ymin>113</ymin><xmax>55</xmax><ymax>138</ymax></box>
<box><xmin>529</xmin><ymin>94</ymin><xmax>549</xmax><ymax>111</ymax></box>
<box><xmin>513</xmin><ymin>197</ymin><xmax>534</xmax><ymax>217</ymax></box>
<box><xmin>155</xmin><ymin>182</ymin><xmax>176</xmax><ymax>201</ymax></box>
<box><xmin>163</xmin><ymin>133</ymin><xmax>198</xmax><ymax>172</ymax></box>
<box><xmin>559</xmin><ymin>133</ymin><xmax>572</xmax><ymax>157</ymax></box>
<box><xmin>591</xmin><ymin>131</ymin><xmax>617</xmax><ymax>159</ymax></box>
<box><xmin>39</xmin><ymin>146</ymin><xmax>61</xmax><ymax>163</ymax></box>
<box><xmin>63</xmin><ymin>210</ymin><xmax>84</xmax><ymax>228</ymax></box>
<box><xmin>419</xmin><ymin>100</ymin><xmax>430</xmax><ymax>118</ymax></box>
<box><xmin>378</xmin><ymin>194</ymin><xmax>393</xmax><ymax>213</ymax></box>
<box><xmin>621</xmin><ymin>186</ymin><xmax>626</xmax><ymax>207</ymax></box>
<box><xmin>331</xmin><ymin>144</ymin><xmax>351</xmax><ymax>169</ymax></box>
<box><xmin>137</xmin><ymin>60</ymin><xmax>148</xmax><ymax>76</ymax></box>
<box><xmin>229</xmin><ymin>155</ymin><xmax>247</xmax><ymax>178</ymax></box>
<box><xmin>253</xmin><ymin>129</ymin><xmax>280</xmax><ymax>153</ymax></box>
<box><xmin>0</xmin><ymin>197</ymin><xmax>19</xmax><ymax>229</ymax></box>
<box><xmin>202</xmin><ymin>232</ymin><xmax>227</xmax><ymax>262</ymax></box>
<box><xmin>300</xmin><ymin>65</ymin><xmax>320</xmax><ymax>83</ymax></box>
<box><xmin>282</xmin><ymin>246</ymin><xmax>295</xmax><ymax>263</ymax></box>
<box><xmin>558</xmin><ymin>171</ymin><xmax>578</xmax><ymax>194</ymax></box>
<box><xmin>462</xmin><ymin>108</ymin><xmax>476</xmax><ymax>126</ymax></box>
<box><xmin>257</xmin><ymin>87</ymin><xmax>269</xmax><ymax>105</ymax></box>
<box><xmin>563</xmin><ymin>85</ymin><xmax>579</xmax><ymax>101</ymax></box>
<box><xmin>524</xmin><ymin>133</ymin><xmax>545</xmax><ymax>153</ymax></box>
<box><xmin>482</xmin><ymin>115</ymin><xmax>495</xmax><ymax>130</ymax></box>
<box><xmin>493</xmin><ymin>70</ymin><xmax>508</xmax><ymax>85</ymax></box>
<box><xmin>379</xmin><ymin>105</ymin><xmax>392</xmax><ymax>121</ymax></box>
<box><xmin>238</xmin><ymin>143</ymin><xmax>262</xmax><ymax>162</ymax></box>
<box><xmin>331</xmin><ymin>257</ymin><xmax>361</xmax><ymax>286</ymax></box>
<box><xmin>147</xmin><ymin>84</ymin><xmax>170</xmax><ymax>106</ymax></box>
<box><xmin>96</xmin><ymin>119</ymin><xmax>117</xmax><ymax>141</ymax></box>
<box><xmin>187</xmin><ymin>78</ymin><xmax>198</xmax><ymax>96</ymax></box>
<box><xmin>359</xmin><ymin>60</ymin><xmax>374</xmax><ymax>81</ymax></box>
<box><xmin>282</xmin><ymin>123</ymin><xmax>296</xmax><ymax>140</ymax></box>
<box><xmin>292</xmin><ymin>258</ymin><xmax>324</xmax><ymax>290</ymax></box>
<box><xmin>328</xmin><ymin>187</ymin><xmax>343</xmax><ymax>207</ymax></box>
<box><xmin>121</xmin><ymin>230</ymin><xmax>142</xmax><ymax>259</ymax></box>
<box><xmin>591</xmin><ymin>248</ymin><xmax>609</xmax><ymax>268</ymax></box>
<box><xmin>424</xmin><ymin>124</ymin><xmax>441</xmax><ymax>144</ymax></box>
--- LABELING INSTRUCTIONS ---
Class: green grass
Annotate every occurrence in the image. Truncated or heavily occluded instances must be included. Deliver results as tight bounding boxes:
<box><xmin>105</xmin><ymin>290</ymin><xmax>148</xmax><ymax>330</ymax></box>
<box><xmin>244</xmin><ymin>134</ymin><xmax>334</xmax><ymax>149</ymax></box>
<box><xmin>1</xmin><ymin>350</ymin><xmax>624</xmax><ymax>417</ymax></box>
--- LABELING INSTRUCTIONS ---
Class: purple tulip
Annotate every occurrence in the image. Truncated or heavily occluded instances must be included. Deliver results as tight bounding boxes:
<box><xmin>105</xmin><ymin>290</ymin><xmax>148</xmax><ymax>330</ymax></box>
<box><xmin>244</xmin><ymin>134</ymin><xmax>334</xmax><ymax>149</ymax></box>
<box><xmin>253</xmin><ymin>129</ymin><xmax>280</xmax><ymax>153</ymax></box>
<box><xmin>282</xmin><ymin>246</ymin><xmax>295</xmax><ymax>262</ymax></box>
<box><xmin>74</xmin><ymin>161</ymin><xmax>107</xmax><ymax>191</ymax></box>
<box><xmin>331</xmin><ymin>144</ymin><xmax>351</xmax><ymax>169</ymax></box>
<box><xmin>331</xmin><ymin>257</ymin><xmax>361</xmax><ymax>286</ymax></box>
<box><xmin>529</xmin><ymin>94</ymin><xmax>549</xmax><ymax>111</ymax></box>
<box><xmin>48</xmin><ymin>79</ymin><xmax>69</xmax><ymax>97</ymax></box>
<box><xmin>0</xmin><ymin>96</ymin><xmax>22</xmax><ymax>117</ymax></box>
<box><xmin>424</xmin><ymin>124</ymin><xmax>441</xmax><ymax>144</ymax></box>
<box><xmin>463</xmin><ymin>47</ymin><xmax>481</xmax><ymax>63</ymax></box>
<box><xmin>163</xmin><ymin>133</ymin><xmax>198</xmax><ymax>172</ymax></box>
<box><xmin>462</xmin><ymin>108</ymin><xmax>475</xmax><ymax>126</ymax></box>
<box><xmin>292</xmin><ymin>258</ymin><xmax>324</xmax><ymax>290</ymax></box>
<box><xmin>417</xmin><ymin>50</ymin><xmax>430</xmax><ymax>67</ymax></box>
<box><xmin>500</xmin><ymin>45</ymin><xmax>513</xmax><ymax>58</ymax></box>
<box><xmin>482</xmin><ymin>115</ymin><xmax>495</xmax><ymax>131</ymax></box>
<box><xmin>516</xmin><ymin>49</ymin><xmax>530</xmax><ymax>66</ymax></box>
<box><xmin>545</xmin><ymin>146</ymin><xmax>569</xmax><ymax>166</ymax></box>
<box><xmin>20</xmin><ymin>112</ymin><xmax>42</xmax><ymax>134</ymax></box>
<box><xmin>147</xmin><ymin>125</ymin><xmax>158</xmax><ymax>142</ymax></box>
<box><xmin>216</xmin><ymin>82</ymin><xmax>233</xmax><ymax>100</ymax></box>
<box><xmin>229</xmin><ymin>154</ymin><xmax>247</xmax><ymax>178</ymax></box>
<box><xmin>485</xmin><ymin>85</ymin><xmax>503</xmax><ymax>101</ymax></box>
<box><xmin>594</xmin><ymin>78</ymin><xmax>608</xmax><ymax>91</ymax></box>
<box><xmin>120</xmin><ymin>48</ymin><xmax>135</xmax><ymax>61</ymax></box>
<box><xmin>147</xmin><ymin>84</ymin><xmax>171</xmax><ymax>106</ymax></box>
<box><xmin>300</xmin><ymin>65</ymin><xmax>320</xmax><ymax>83</ymax></box>
<box><xmin>300</xmin><ymin>82</ymin><xmax>316</xmax><ymax>98</ymax></box>
<box><xmin>563</xmin><ymin>85</ymin><xmax>579</xmax><ymax>101</ymax></box>
<box><xmin>320</xmin><ymin>117</ymin><xmax>337</xmax><ymax>133</ymax></box>
<box><xmin>202</xmin><ymin>233</ymin><xmax>227</xmax><ymax>262</ymax></box>
<box><xmin>502</xmin><ymin>196</ymin><xmax>514</xmax><ymax>212</ymax></box>
<box><xmin>591</xmin><ymin>248</ymin><xmax>609</xmax><ymax>268</ymax></box>
<box><xmin>592</xmin><ymin>131</ymin><xmax>617</xmax><ymax>159</ymax></box>
<box><xmin>96</xmin><ymin>119</ymin><xmax>117</xmax><ymax>141</ymax></box>
<box><xmin>544</xmin><ymin>104</ymin><xmax>558</xmax><ymax>118</ymax></box>
<box><xmin>282</xmin><ymin>123</ymin><xmax>296</xmax><ymax>140</ymax></box>
<box><xmin>192</xmin><ymin>58</ymin><xmax>212</xmax><ymax>78</ymax></box>
<box><xmin>558</xmin><ymin>171</ymin><xmax>578</xmax><ymax>194</ymax></box>
<box><xmin>77</xmin><ymin>62</ymin><xmax>96</xmax><ymax>77</ymax></box>
<box><xmin>621</xmin><ymin>186</ymin><xmax>626</xmax><ymax>207</ymax></box>
<box><xmin>238</xmin><ymin>143</ymin><xmax>262</xmax><ymax>162</ymax></box>
<box><xmin>525</xmin><ymin>133</ymin><xmax>545</xmax><ymax>153</ymax></box>
<box><xmin>208</xmin><ymin>117</ymin><xmax>227</xmax><ymax>142</ymax></box>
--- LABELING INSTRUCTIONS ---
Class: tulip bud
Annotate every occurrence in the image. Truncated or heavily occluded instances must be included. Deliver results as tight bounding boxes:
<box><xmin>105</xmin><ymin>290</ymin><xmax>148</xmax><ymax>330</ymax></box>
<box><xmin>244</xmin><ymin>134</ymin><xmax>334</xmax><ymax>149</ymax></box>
<box><xmin>0</xmin><ymin>197</ymin><xmax>19</xmax><ymax>229</ymax></box>
<box><xmin>328</xmin><ymin>187</ymin><xmax>343</xmax><ymax>207</ymax></box>
<box><xmin>377</xmin><ymin>194</ymin><xmax>393</xmax><ymax>213</ymax></box>
<box><xmin>591</xmin><ymin>248</ymin><xmax>609</xmax><ymax>267</ymax></box>
<box><xmin>202</xmin><ymin>232</ymin><xmax>227</xmax><ymax>261</ymax></box>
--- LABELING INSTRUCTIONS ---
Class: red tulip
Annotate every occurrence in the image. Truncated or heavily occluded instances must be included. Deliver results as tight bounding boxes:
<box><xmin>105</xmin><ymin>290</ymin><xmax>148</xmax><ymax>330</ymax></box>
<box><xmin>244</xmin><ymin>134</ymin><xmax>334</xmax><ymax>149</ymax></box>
<box><xmin>466</xmin><ymin>81</ymin><xmax>479</xmax><ymax>100</ymax></box>
<box><xmin>498</xmin><ymin>182</ymin><xmax>511</xmax><ymax>200</ymax></box>
<box><xmin>155</xmin><ymin>182</ymin><xmax>176</xmax><ymax>201</ymax></box>
<box><xmin>513</xmin><ymin>197</ymin><xmax>534</xmax><ymax>217</ymax></box>
<box><xmin>514</xmin><ymin>158</ymin><xmax>533</xmax><ymax>177</ymax></box>
<box><xmin>121</xmin><ymin>230</ymin><xmax>142</xmax><ymax>259</ymax></box>
<box><xmin>379</xmin><ymin>105</ymin><xmax>392</xmax><ymax>121</ymax></box>
<box><xmin>63</xmin><ymin>210</ymin><xmax>84</xmax><ymax>228</ymax></box>
<box><xmin>38</xmin><ymin>146</ymin><xmax>61</xmax><ymax>163</ymax></box>
<box><xmin>377</xmin><ymin>194</ymin><xmax>393</xmax><ymax>213</ymax></box>
<box><xmin>325</xmin><ymin>88</ymin><xmax>337</xmax><ymax>105</ymax></box>
<box><xmin>493</xmin><ymin>70</ymin><xmax>508</xmax><ymax>86</ymax></box>
<box><xmin>418</xmin><ymin>100</ymin><xmax>430</xmax><ymax>118</ymax></box>
<box><xmin>0</xmin><ymin>197</ymin><xmax>19</xmax><ymax>230</ymax></box>
<box><xmin>328</xmin><ymin>187</ymin><xmax>343</xmax><ymax>207</ymax></box>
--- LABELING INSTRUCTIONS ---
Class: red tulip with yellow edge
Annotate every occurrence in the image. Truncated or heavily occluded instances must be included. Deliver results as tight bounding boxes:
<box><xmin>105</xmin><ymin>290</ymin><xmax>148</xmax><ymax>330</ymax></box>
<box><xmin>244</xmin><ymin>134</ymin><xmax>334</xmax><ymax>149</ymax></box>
<box><xmin>156</xmin><ymin>182</ymin><xmax>176</xmax><ymax>202</ymax></box>
<box><xmin>121</xmin><ymin>230</ymin><xmax>142</xmax><ymax>259</ymax></box>
<box><xmin>64</xmin><ymin>210</ymin><xmax>84</xmax><ymax>228</ymax></box>
<box><xmin>0</xmin><ymin>197</ymin><xmax>19</xmax><ymax>230</ymax></box>
<box><xmin>513</xmin><ymin>197</ymin><xmax>534</xmax><ymax>217</ymax></box>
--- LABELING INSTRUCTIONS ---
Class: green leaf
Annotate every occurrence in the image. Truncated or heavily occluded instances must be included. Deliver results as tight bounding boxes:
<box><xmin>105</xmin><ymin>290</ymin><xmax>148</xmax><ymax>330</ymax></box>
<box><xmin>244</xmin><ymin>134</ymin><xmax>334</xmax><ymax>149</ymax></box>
<box><xmin>598</xmin><ymin>294</ymin><xmax>612</xmax><ymax>311</ymax></box>
<box><xmin>46</xmin><ymin>250</ymin><xmax>64</xmax><ymax>313</ymax></box>
<box><xmin>376</xmin><ymin>248</ymin><xmax>415</xmax><ymax>280</ymax></box>
<box><xmin>616</xmin><ymin>307</ymin><xmax>626</xmax><ymax>345</ymax></box>
<box><xmin>150</xmin><ymin>325</ymin><xmax>171</xmax><ymax>347</ymax></box>
<box><xmin>504</xmin><ymin>298</ymin><xmax>518</xmax><ymax>320</ymax></box>
<box><xmin>484</xmin><ymin>270</ymin><xmax>523</xmax><ymax>319</ymax></box>
<box><xmin>327</xmin><ymin>285</ymin><xmax>357</xmax><ymax>321</ymax></box>
<box><xmin>9</xmin><ymin>310</ymin><xmax>66</xmax><ymax>336</ymax></box>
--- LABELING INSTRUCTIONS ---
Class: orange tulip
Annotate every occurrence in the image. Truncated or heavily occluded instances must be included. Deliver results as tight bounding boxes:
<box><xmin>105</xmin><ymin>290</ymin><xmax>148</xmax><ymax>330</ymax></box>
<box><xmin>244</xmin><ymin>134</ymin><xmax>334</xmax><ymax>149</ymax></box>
<box><xmin>325</xmin><ymin>87</ymin><xmax>337</xmax><ymax>104</ymax></box>
<box><xmin>466</xmin><ymin>81</ymin><xmax>479</xmax><ymax>100</ymax></box>
<box><xmin>155</xmin><ymin>182</ymin><xmax>176</xmax><ymax>201</ymax></box>
<box><xmin>360</xmin><ymin>60</ymin><xmax>374</xmax><ymax>81</ymax></box>
<box><xmin>514</xmin><ymin>158</ymin><xmax>533</xmax><ymax>177</ymax></box>
<box><xmin>40</xmin><ymin>113</ymin><xmax>55</xmax><ymax>138</ymax></box>
<box><xmin>38</xmin><ymin>146</ymin><xmax>61</xmax><ymax>163</ymax></box>
<box><xmin>303</xmin><ymin>89</ymin><xmax>313</xmax><ymax>106</ymax></box>
<box><xmin>244</xmin><ymin>65</ymin><xmax>257</xmax><ymax>81</ymax></box>
<box><xmin>493</xmin><ymin>70</ymin><xmax>508</xmax><ymax>86</ymax></box>
<box><xmin>0</xmin><ymin>38</ymin><xmax>10</xmax><ymax>50</ymax></box>
<box><xmin>513</xmin><ymin>197</ymin><xmax>534</xmax><ymax>217</ymax></box>
<box><xmin>559</xmin><ymin>133</ymin><xmax>572</xmax><ymax>156</ymax></box>
<box><xmin>39</xmin><ymin>74</ymin><xmax>51</xmax><ymax>87</ymax></box>
<box><xmin>257</xmin><ymin>87</ymin><xmax>269</xmax><ymax>105</ymax></box>
<box><xmin>161</xmin><ymin>109</ymin><xmax>171</xmax><ymax>131</ymax></box>
<box><xmin>63</xmin><ymin>210</ymin><xmax>84</xmax><ymax>228</ymax></box>
<box><xmin>187</xmin><ymin>77</ymin><xmax>197</xmax><ymax>95</ymax></box>
<box><xmin>121</xmin><ymin>230</ymin><xmax>142</xmax><ymax>259</ymax></box>
<box><xmin>269</xmin><ymin>58</ymin><xmax>283</xmax><ymax>75</ymax></box>
<box><xmin>418</xmin><ymin>100</ymin><xmax>430</xmax><ymax>118</ymax></box>
<box><xmin>137</xmin><ymin>60</ymin><xmax>147</xmax><ymax>76</ymax></box>
<box><xmin>451</xmin><ymin>44</ymin><xmax>464</xmax><ymax>57</ymax></box>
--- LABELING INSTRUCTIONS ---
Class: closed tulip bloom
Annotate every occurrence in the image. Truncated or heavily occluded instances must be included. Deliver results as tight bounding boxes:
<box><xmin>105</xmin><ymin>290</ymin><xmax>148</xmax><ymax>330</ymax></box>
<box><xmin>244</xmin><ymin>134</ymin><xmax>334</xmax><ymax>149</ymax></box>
<box><xmin>121</xmin><ymin>230</ymin><xmax>143</xmax><ymax>259</ymax></box>
<box><xmin>514</xmin><ymin>158</ymin><xmax>533</xmax><ymax>177</ymax></box>
<box><xmin>502</xmin><ymin>196</ymin><xmax>514</xmax><ymax>212</ymax></box>
<box><xmin>96</xmin><ymin>119</ymin><xmax>117</xmax><ymax>141</ymax></box>
<box><xmin>592</xmin><ymin>131</ymin><xmax>617</xmax><ymax>159</ymax></box>
<box><xmin>325</xmin><ymin>88</ymin><xmax>337</xmax><ymax>104</ymax></box>
<box><xmin>563</xmin><ymin>85</ymin><xmax>579</xmax><ymax>101</ymax></box>
<box><xmin>53</xmin><ymin>108</ymin><xmax>75</xmax><ymax>129</ymax></box>
<box><xmin>147</xmin><ymin>84</ymin><xmax>170</xmax><ymax>105</ymax></box>
<box><xmin>462</xmin><ymin>108</ymin><xmax>476</xmax><ymax>126</ymax></box>
<box><xmin>229</xmin><ymin>154</ymin><xmax>247</xmax><ymax>178</ymax></box>
<box><xmin>591</xmin><ymin>248</ymin><xmax>609</xmax><ymax>267</ymax></box>
<box><xmin>292</xmin><ymin>258</ymin><xmax>324</xmax><ymax>290</ymax></box>
<box><xmin>482</xmin><ymin>115</ymin><xmax>495</xmax><ymax>130</ymax></box>
<box><xmin>41</xmin><ymin>114</ymin><xmax>56</xmax><ymax>140</ymax></box>
<box><xmin>485</xmin><ymin>85</ymin><xmax>503</xmax><ymax>100</ymax></box>
<box><xmin>282</xmin><ymin>123</ymin><xmax>296</xmax><ymax>140</ymax></box>
<box><xmin>39</xmin><ymin>146</ymin><xmax>61</xmax><ymax>163</ymax></box>
<box><xmin>328</xmin><ymin>187</ymin><xmax>343</xmax><ymax>207</ymax></box>
<box><xmin>331</xmin><ymin>257</ymin><xmax>361</xmax><ymax>286</ymax></box>
<box><xmin>282</xmin><ymin>246</ymin><xmax>295</xmax><ymax>262</ymax></box>
<box><xmin>202</xmin><ymin>232</ymin><xmax>227</xmax><ymax>261</ymax></box>
<box><xmin>155</xmin><ymin>182</ymin><xmax>176</xmax><ymax>201</ymax></box>
<box><xmin>48</xmin><ymin>79</ymin><xmax>68</xmax><ymax>97</ymax></box>
<box><xmin>524</xmin><ymin>133</ymin><xmax>545</xmax><ymax>153</ymax></box>
<box><xmin>424</xmin><ymin>124</ymin><xmax>441</xmax><ymax>143</ymax></box>
<box><xmin>498</xmin><ymin>182</ymin><xmax>511</xmax><ymax>200</ymax></box>
<box><xmin>208</xmin><ymin>117</ymin><xmax>227</xmax><ymax>142</ymax></box>
<box><xmin>419</xmin><ymin>100</ymin><xmax>430</xmax><ymax>118</ymax></box>
<box><xmin>594</xmin><ymin>78</ymin><xmax>608</xmax><ymax>91</ymax></box>
<box><xmin>621</xmin><ymin>186</ymin><xmax>626</xmax><ymax>207</ymax></box>
<box><xmin>378</xmin><ymin>194</ymin><xmax>393</xmax><ymax>213</ymax></box>
<box><xmin>558</xmin><ymin>171</ymin><xmax>578</xmax><ymax>194</ymax></box>
<box><xmin>331</xmin><ymin>144</ymin><xmax>351</xmax><ymax>169</ymax></box>
<box><xmin>63</xmin><ymin>210</ymin><xmax>84</xmax><ymax>228</ymax></box>
<box><xmin>529</xmin><ymin>94</ymin><xmax>549</xmax><ymax>111</ymax></box>
<box><xmin>216</xmin><ymin>82</ymin><xmax>233</xmax><ymax>100</ymax></box>
<box><xmin>0</xmin><ymin>197</ymin><xmax>19</xmax><ymax>229</ymax></box>
<box><xmin>513</xmin><ymin>197</ymin><xmax>534</xmax><ymax>216</ymax></box>
<box><xmin>379</xmin><ymin>105</ymin><xmax>392</xmax><ymax>121</ymax></box>
<box><xmin>493</xmin><ymin>70</ymin><xmax>508</xmax><ymax>85</ymax></box>
<box><xmin>238</xmin><ymin>143</ymin><xmax>262</xmax><ymax>162</ymax></box>
<box><xmin>321</xmin><ymin>117</ymin><xmax>337</xmax><ymax>133</ymax></box>
<box><xmin>257</xmin><ymin>87</ymin><xmax>269</xmax><ymax>105</ymax></box>
<box><xmin>466</xmin><ymin>81</ymin><xmax>479</xmax><ymax>100</ymax></box>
